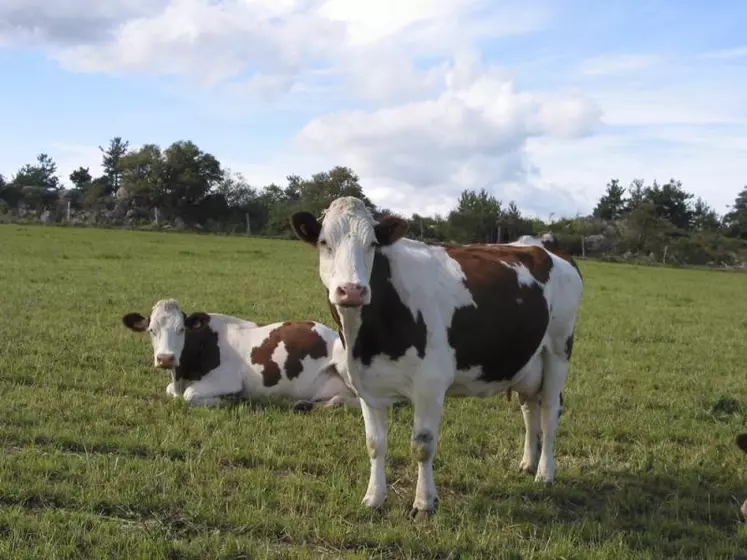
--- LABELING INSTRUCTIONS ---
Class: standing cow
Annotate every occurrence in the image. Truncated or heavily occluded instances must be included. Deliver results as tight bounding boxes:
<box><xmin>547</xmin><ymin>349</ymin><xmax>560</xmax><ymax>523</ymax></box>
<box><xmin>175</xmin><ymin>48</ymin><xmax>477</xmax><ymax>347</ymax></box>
<box><xmin>290</xmin><ymin>196</ymin><xmax>583</xmax><ymax>517</ymax></box>
<box><xmin>122</xmin><ymin>298</ymin><xmax>358</xmax><ymax>409</ymax></box>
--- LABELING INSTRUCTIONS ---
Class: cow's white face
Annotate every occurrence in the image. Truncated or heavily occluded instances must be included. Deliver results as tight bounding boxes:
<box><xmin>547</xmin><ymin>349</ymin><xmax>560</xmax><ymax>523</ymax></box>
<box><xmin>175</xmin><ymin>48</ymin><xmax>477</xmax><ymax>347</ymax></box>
<box><xmin>290</xmin><ymin>197</ymin><xmax>408</xmax><ymax>308</ymax></box>
<box><xmin>122</xmin><ymin>298</ymin><xmax>209</xmax><ymax>369</ymax></box>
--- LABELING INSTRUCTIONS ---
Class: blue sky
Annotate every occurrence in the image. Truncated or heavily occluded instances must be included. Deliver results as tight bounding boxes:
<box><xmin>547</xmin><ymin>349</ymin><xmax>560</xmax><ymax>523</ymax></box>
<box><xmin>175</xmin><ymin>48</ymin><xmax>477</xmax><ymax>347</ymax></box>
<box><xmin>1</xmin><ymin>0</ymin><xmax>745</xmax><ymax>219</ymax></box>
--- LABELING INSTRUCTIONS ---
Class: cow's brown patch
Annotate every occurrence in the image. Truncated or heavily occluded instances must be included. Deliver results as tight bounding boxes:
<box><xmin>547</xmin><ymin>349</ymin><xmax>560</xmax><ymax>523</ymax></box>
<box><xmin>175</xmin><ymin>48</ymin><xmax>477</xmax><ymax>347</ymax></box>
<box><xmin>250</xmin><ymin>322</ymin><xmax>329</xmax><ymax>387</ymax></box>
<box><xmin>445</xmin><ymin>245</ymin><xmax>550</xmax><ymax>383</ymax></box>
<box><xmin>463</xmin><ymin>243</ymin><xmax>554</xmax><ymax>284</ymax></box>
<box><xmin>351</xmin><ymin>251</ymin><xmax>427</xmax><ymax>366</ymax></box>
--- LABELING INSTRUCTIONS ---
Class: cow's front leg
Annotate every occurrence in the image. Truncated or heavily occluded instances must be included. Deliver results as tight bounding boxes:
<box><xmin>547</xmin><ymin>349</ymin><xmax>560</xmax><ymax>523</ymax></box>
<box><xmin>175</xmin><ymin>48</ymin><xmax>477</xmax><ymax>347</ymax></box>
<box><xmin>182</xmin><ymin>371</ymin><xmax>242</xmax><ymax>407</ymax></box>
<box><xmin>166</xmin><ymin>375</ymin><xmax>189</xmax><ymax>398</ymax></box>
<box><xmin>360</xmin><ymin>399</ymin><xmax>388</xmax><ymax>509</ymax></box>
<box><xmin>409</xmin><ymin>388</ymin><xmax>445</xmax><ymax>519</ymax></box>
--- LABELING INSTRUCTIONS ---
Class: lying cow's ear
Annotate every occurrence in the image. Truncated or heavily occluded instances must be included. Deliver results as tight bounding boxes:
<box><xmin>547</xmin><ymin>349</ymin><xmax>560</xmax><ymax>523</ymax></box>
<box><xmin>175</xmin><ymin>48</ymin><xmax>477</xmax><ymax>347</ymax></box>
<box><xmin>123</xmin><ymin>313</ymin><xmax>149</xmax><ymax>332</ymax></box>
<box><xmin>290</xmin><ymin>212</ymin><xmax>321</xmax><ymax>245</ymax></box>
<box><xmin>737</xmin><ymin>433</ymin><xmax>747</xmax><ymax>454</ymax></box>
<box><xmin>185</xmin><ymin>312</ymin><xmax>210</xmax><ymax>331</ymax></box>
<box><xmin>374</xmin><ymin>216</ymin><xmax>408</xmax><ymax>246</ymax></box>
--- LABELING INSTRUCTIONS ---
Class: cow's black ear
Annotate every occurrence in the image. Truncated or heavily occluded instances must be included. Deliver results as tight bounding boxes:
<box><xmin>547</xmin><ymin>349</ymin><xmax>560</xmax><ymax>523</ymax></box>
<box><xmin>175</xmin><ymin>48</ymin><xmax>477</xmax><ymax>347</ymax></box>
<box><xmin>737</xmin><ymin>433</ymin><xmax>747</xmax><ymax>454</ymax></box>
<box><xmin>185</xmin><ymin>312</ymin><xmax>210</xmax><ymax>331</ymax></box>
<box><xmin>290</xmin><ymin>212</ymin><xmax>321</xmax><ymax>245</ymax></box>
<box><xmin>123</xmin><ymin>313</ymin><xmax>149</xmax><ymax>332</ymax></box>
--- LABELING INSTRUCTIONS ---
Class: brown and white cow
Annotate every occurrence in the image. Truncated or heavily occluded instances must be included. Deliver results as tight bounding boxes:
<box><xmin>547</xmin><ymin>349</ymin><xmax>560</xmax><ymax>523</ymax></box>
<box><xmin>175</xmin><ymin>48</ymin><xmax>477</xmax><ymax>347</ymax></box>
<box><xmin>290</xmin><ymin>197</ymin><xmax>583</xmax><ymax>517</ymax></box>
<box><xmin>122</xmin><ymin>299</ymin><xmax>359</xmax><ymax>409</ymax></box>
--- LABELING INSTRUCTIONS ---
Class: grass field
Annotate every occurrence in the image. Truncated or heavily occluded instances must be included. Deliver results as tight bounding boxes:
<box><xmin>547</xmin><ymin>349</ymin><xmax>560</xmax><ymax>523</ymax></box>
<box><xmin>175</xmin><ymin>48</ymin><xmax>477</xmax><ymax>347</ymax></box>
<box><xmin>2</xmin><ymin>224</ymin><xmax>747</xmax><ymax>559</ymax></box>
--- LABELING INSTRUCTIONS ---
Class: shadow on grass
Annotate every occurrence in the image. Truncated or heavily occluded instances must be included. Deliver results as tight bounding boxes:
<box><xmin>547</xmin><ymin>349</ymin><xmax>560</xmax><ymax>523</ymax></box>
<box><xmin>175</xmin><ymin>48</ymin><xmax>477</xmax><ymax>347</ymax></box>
<box><xmin>443</xmin><ymin>467</ymin><xmax>747</xmax><ymax>557</ymax></box>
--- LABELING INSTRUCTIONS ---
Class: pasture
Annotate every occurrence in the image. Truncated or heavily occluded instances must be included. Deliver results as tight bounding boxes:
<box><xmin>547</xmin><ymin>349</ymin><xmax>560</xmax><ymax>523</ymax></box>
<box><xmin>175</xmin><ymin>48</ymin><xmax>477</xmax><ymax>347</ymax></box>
<box><xmin>1</xmin><ymin>224</ymin><xmax>747</xmax><ymax>559</ymax></box>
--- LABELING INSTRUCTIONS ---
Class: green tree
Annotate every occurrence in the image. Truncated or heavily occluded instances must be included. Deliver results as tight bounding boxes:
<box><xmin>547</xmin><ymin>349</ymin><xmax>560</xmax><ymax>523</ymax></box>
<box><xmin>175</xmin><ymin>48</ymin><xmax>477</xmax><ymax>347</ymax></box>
<box><xmin>644</xmin><ymin>178</ymin><xmax>694</xmax><ymax>230</ymax></box>
<box><xmin>118</xmin><ymin>144</ymin><xmax>164</xmax><ymax>208</ymax></box>
<box><xmin>625</xmin><ymin>178</ymin><xmax>647</xmax><ymax>213</ymax></box>
<box><xmin>691</xmin><ymin>197</ymin><xmax>720</xmax><ymax>232</ymax></box>
<box><xmin>723</xmin><ymin>186</ymin><xmax>747</xmax><ymax>239</ymax></box>
<box><xmin>593</xmin><ymin>179</ymin><xmax>627</xmax><ymax>220</ymax></box>
<box><xmin>448</xmin><ymin>188</ymin><xmax>502</xmax><ymax>243</ymax></box>
<box><xmin>161</xmin><ymin>140</ymin><xmax>223</xmax><ymax>210</ymax></box>
<box><xmin>10</xmin><ymin>153</ymin><xmax>61</xmax><ymax>210</ymax></box>
<box><xmin>69</xmin><ymin>167</ymin><xmax>93</xmax><ymax>191</ymax></box>
<box><xmin>100</xmin><ymin>137</ymin><xmax>130</xmax><ymax>194</ymax></box>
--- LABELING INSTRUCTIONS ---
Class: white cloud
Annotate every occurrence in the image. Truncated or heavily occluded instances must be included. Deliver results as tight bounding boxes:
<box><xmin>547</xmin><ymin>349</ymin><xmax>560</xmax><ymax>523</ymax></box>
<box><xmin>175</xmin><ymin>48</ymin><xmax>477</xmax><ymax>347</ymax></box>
<box><xmin>0</xmin><ymin>1</ymin><xmax>168</xmax><ymax>46</ymax></box>
<box><xmin>294</xmin><ymin>49</ymin><xmax>601</xmax><ymax>217</ymax></box>
<box><xmin>53</xmin><ymin>0</ymin><xmax>346</xmax><ymax>87</ymax></box>
<box><xmin>579</xmin><ymin>53</ymin><xmax>665</xmax><ymax>76</ymax></box>
<box><xmin>527</xmin><ymin>127</ymin><xmax>747</xmax><ymax>216</ymax></box>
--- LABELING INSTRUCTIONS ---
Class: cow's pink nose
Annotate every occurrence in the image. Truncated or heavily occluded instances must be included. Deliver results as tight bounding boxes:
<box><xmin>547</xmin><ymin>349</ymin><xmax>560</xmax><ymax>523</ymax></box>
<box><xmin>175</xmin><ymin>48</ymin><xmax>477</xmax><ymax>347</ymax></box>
<box><xmin>336</xmin><ymin>283</ymin><xmax>368</xmax><ymax>306</ymax></box>
<box><xmin>157</xmin><ymin>353</ymin><xmax>176</xmax><ymax>367</ymax></box>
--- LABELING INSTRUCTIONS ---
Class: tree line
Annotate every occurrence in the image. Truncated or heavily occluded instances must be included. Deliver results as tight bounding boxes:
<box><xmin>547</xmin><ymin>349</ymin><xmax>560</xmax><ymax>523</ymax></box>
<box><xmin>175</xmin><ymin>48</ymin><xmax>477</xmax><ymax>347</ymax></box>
<box><xmin>1</xmin><ymin>137</ymin><xmax>746</xmax><ymax>267</ymax></box>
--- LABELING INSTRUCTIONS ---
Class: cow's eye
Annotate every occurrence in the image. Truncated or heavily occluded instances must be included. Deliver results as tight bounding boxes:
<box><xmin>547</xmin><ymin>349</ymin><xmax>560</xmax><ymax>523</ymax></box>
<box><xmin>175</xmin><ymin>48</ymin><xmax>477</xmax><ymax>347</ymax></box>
<box><xmin>371</xmin><ymin>241</ymin><xmax>379</xmax><ymax>248</ymax></box>
<box><xmin>319</xmin><ymin>239</ymin><xmax>328</xmax><ymax>246</ymax></box>
<box><xmin>177</xmin><ymin>328</ymin><xmax>185</xmax><ymax>334</ymax></box>
<box><xmin>148</xmin><ymin>328</ymin><xmax>155</xmax><ymax>335</ymax></box>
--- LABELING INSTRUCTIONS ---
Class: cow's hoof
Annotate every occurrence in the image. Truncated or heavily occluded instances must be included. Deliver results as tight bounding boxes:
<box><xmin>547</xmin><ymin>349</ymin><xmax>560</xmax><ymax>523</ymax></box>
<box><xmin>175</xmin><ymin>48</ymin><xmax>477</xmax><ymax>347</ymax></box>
<box><xmin>408</xmin><ymin>507</ymin><xmax>436</xmax><ymax>521</ymax></box>
<box><xmin>292</xmin><ymin>400</ymin><xmax>315</xmax><ymax>413</ymax></box>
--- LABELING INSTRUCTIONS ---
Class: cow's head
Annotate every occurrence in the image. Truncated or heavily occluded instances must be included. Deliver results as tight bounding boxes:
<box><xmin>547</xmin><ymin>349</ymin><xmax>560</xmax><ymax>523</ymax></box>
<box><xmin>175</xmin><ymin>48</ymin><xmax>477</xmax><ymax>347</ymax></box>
<box><xmin>290</xmin><ymin>197</ymin><xmax>408</xmax><ymax>308</ymax></box>
<box><xmin>122</xmin><ymin>298</ymin><xmax>210</xmax><ymax>369</ymax></box>
<box><xmin>737</xmin><ymin>433</ymin><xmax>747</xmax><ymax>516</ymax></box>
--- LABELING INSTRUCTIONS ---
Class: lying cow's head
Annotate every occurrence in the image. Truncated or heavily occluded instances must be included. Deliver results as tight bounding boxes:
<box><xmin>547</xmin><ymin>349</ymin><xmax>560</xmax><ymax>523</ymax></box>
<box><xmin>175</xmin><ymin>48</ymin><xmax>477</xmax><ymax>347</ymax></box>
<box><xmin>737</xmin><ymin>433</ymin><xmax>747</xmax><ymax>516</ymax></box>
<box><xmin>290</xmin><ymin>197</ymin><xmax>408</xmax><ymax>308</ymax></box>
<box><xmin>122</xmin><ymin>298</ymin><xmax>210</xmax><ymax>369</ymax></box>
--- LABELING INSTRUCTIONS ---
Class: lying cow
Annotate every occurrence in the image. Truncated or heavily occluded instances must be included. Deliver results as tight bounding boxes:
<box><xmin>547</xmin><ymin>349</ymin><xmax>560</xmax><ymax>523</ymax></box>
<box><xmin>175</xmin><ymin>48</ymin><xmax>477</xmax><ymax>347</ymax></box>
<box><xmin>290</xmin><ymin>197</ymin><xmax>583</xmax><ymax>518</ymax></box>
<box><xmin>121</xmin><ymin>298</ymin><xmax>359</xmax><ymax>409</ymax></box>
<box><xmin>512</xmin><ymin>232</ymin><xmax>560</xmax><ymax>252</ymax></box>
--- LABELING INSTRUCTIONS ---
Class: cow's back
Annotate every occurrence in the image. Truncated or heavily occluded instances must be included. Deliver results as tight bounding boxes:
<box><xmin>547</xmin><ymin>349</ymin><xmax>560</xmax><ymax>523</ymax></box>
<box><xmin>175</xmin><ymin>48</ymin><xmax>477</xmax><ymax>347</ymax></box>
<box><xmin>236</xmin><ymin>320</ymin><xmax>339</xmax><ymax>394</ymax></box>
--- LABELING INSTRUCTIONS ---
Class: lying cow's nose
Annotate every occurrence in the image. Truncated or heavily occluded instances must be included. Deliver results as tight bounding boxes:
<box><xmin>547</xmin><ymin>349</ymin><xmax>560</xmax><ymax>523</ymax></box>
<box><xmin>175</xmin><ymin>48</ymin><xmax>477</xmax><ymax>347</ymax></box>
<box><xmin>157</xmin><ymin>353</ymin><xmax>176</xmax><ymax>367</ymax></box>
<box><xmin>336</xmin><ymin>283</ymin><xmax>368</xmax><ymax>306</ymax></box>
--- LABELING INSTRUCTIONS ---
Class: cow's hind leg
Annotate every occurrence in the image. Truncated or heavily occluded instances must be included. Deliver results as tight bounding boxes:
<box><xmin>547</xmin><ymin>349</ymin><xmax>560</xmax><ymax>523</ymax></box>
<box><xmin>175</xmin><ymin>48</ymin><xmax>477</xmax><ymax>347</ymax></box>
<box><xmin>535</xmin><ymin>349</ymin><xmax>569</xmax><ymax>484</ymax></box>
<box><xmin>513</xmin><ymin>353</ymin><xmax>543</xmax><ymax>475</ymax></box>
<box><xmin>292</xmin><ymin>367</ymin><xmax>361</xmax><ymax>411</ymax></box>
<box><xmin>519</xmin><ymin>394</ymin><xmax>541</xmax><ymax>474</ymax></box>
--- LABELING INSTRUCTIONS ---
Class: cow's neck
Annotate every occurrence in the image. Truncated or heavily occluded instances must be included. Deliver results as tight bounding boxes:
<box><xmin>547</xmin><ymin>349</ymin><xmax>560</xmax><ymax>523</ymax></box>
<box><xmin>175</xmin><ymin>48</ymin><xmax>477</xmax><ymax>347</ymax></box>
<box><xmin>333</xmin><ymin>246</ymin><xmax>426</xmax><ymax>403</ymax></box>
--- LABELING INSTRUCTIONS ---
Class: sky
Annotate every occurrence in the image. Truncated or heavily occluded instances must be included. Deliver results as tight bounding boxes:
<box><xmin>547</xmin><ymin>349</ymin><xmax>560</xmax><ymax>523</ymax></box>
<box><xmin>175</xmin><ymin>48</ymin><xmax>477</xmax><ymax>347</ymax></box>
<box><xmin>0</xmin><ymin>0</ymin><xmax>746</xmax><ymax>220</ymax></box>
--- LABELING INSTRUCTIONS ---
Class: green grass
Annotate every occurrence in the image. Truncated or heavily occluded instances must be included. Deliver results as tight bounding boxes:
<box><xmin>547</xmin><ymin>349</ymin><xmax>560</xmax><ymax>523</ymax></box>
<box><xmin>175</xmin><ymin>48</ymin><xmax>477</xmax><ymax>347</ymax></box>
<box><xmin>2</xmin><ymin>224</ymin><xmax>747</xmax><ymax>559</ymax></box>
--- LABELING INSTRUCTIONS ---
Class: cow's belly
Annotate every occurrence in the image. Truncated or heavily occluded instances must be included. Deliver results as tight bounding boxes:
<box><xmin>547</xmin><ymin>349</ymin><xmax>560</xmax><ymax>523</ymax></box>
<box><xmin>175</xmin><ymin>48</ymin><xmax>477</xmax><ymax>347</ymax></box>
<box><xmin>449</xmin><ymin>348</ymin><xmax>544</xmax><ymax>398</ymax></box>
<box><xmin>349</xmin><ymin>342</ymin><xmax>545</xmax><ymax>405</ymax></box>
<box><xmin>348</xmin><ymin>348</ymin><xmax>422</xmax><ymax>406</ymax></box>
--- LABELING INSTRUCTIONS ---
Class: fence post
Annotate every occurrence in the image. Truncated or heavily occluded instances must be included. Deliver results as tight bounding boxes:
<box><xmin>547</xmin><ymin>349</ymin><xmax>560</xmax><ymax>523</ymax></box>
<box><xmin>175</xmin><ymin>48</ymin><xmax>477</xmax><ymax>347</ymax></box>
<box><xmin>245</xmin><ymin>212</ymin><xmax>251</xmax><ymax>235</ymax></box>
